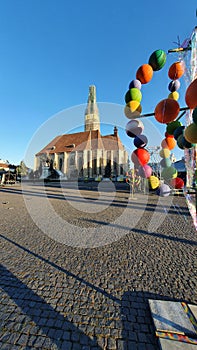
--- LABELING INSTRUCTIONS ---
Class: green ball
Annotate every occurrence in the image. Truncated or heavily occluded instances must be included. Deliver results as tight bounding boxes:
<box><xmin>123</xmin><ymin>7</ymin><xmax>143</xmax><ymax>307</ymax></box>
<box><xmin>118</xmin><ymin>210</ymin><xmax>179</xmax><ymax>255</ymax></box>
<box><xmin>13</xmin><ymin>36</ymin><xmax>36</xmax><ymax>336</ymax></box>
<box><xmin>161</xmin><ymin>166</ymin><xmax>177</xmax><ymax>180</ymax></box>
<box><xmin>192</xmin><ymin>107</ymin><xmax>197</xmax><ymax>124</ymax></box>
<box><xmin>148</xmin><ymin>49</ymin><xmax>166</xmax><ymax>71</ymax></box>
<box><xmin>160</xmin><ymin>157</ymin><xmax>171</xmax><ymax>168</ymax></box>
<box><xmin>125</xmin><ymin>88</ymin><xmax>142</xmax><ymax>104</ymax></box>
<box><xmin>182</xmin><ymin>136</ymin><xmax>194</xmax><ymax>149</ymax></box>
<box><xmin>166</xmin><ymin>120</ymin><xmax>182</xmax><ymax>135</ymax></box>
<box><xmin>177</xmin><ymin>134</ymin><xmax>185</xmax><ymax>149</ymax></box>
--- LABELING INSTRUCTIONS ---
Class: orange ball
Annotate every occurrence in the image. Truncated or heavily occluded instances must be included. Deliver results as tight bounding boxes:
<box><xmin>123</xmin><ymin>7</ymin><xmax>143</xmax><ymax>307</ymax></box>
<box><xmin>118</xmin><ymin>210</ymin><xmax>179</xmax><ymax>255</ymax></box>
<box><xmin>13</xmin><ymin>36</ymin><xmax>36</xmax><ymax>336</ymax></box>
<box><xmin>154</xmin><ymin>98</ymin><xmax>180</xmax><ymax>124</ymax></box>
<box><xmin>136</xmin><ymin>64</ymin><xmax>153</xmax><ymax>84</ymax></box>
<box><xmin>161</xmin><ymin>137</ymin><xmax>176</xmax><ymax>150</ymax></box>
<box><xmin>185</xmin><ymin>78</ymin><xmax>197</xmax><ymax>109</ymax></box>
<box><xmin>168</xmin><ymin>61</ymin><xmax>185</xmax><ymax>80</ymax></box>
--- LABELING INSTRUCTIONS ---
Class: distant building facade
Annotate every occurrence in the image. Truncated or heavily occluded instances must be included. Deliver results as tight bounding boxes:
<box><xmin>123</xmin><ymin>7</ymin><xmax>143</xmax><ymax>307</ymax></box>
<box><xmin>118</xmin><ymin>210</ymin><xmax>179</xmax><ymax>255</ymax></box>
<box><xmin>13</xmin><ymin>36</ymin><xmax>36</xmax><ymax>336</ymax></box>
<box><xmin>35</xmin><ymin>86</ymin><xmax>128</xmax><ymax>179</ymax></box>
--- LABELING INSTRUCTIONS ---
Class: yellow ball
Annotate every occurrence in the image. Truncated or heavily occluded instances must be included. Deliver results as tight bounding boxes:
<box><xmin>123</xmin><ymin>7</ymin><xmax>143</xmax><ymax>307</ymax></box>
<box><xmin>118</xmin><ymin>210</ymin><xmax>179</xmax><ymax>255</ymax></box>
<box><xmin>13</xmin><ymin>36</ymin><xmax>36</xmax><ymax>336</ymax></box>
<box><xmin>124</xmin><ymin>101</ymin><xmax>142</xmax><ymax>119</ymax></box>
<box><xmin>159</xmin><ymin>148</ymin><xmax>170</xmax><ymax>158</ymax></box>
<box><xmin>149</xmin><ymin>175</ymin><xmax>160</xmax><ymax>189</ymax></box>
<box><xmin>184</xmin><ymin>123</ymin><xmax>197</xmax><ymax>143</ymax></box>
<box><xmin>168</xmin><ymin>91</ymin><xmax>179</xmax><ymax>101</ymax></box>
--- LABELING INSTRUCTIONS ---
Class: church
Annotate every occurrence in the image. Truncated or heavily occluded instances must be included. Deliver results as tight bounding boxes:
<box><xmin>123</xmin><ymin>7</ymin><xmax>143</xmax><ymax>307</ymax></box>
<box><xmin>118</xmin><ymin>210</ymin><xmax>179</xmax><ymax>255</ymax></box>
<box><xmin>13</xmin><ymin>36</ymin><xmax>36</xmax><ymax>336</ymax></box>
<box><xmin>35</xmin><ymin>86</ymin><xmax>128</xmax><ymax>179</ymax></box>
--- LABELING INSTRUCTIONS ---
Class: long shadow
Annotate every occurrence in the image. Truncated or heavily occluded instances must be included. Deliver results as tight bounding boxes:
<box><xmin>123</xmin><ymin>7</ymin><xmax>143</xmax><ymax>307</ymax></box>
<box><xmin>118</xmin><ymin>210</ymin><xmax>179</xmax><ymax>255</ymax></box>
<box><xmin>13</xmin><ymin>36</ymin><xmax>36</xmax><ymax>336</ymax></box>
<box><xmin>0</xmin><ymin>234</ymin><xmax>120</xmax><ymax>305</ymax></box>
<box><xmin>0</xmin><ymin>187</ymin><xmax>191</xmax><ymax>215</ymax></box>
<box><xmin>120</xmin><ymin>290</ymin><xmax>188</xmax><ymax>350</ymax></box>
<box><xmin>0</xmin><ymin>264</ymin><xmax>102</xmax><ymax>349</ymax></box>
<box><xmin>81</xmin><ymin>219</ymin><xmax>197</xmax><ymax>246</ymax></box>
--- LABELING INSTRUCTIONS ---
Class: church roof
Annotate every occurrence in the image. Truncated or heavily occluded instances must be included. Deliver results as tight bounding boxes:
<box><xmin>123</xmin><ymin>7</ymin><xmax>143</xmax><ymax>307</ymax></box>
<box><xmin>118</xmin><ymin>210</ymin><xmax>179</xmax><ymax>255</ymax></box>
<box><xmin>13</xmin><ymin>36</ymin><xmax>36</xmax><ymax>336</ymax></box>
<box><xmin>102</xmin><ymin>134</ymin><xmax>125</xmax><ymax>151</ymax></box>
<box><xmin>36</xmin><ymin>129</ymin><xmax>125</xmax><ymax>156</ymax></box>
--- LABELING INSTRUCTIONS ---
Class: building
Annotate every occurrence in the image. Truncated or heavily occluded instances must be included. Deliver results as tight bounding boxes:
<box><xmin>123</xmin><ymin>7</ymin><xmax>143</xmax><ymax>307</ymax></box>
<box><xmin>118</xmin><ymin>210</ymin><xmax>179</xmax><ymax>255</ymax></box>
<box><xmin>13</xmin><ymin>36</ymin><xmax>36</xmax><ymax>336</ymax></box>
<box><xmin>0</xmin><ymin>160</ymin><xmax>17</xmax><ymax>184</ymax></box>
<box><xmin>35</xmin><ymin>86</ymin><xmax>128</xmax><ymax>179</ymax></box>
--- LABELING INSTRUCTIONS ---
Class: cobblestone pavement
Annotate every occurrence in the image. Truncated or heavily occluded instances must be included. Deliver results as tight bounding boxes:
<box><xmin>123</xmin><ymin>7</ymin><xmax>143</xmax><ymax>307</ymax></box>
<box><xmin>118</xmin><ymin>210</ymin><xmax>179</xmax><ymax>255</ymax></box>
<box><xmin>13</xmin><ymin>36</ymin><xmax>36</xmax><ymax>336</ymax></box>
<box><xmin>0</xmin><ymin>183</ymin><xmax>196</xmax><ymax>350</ymax></box>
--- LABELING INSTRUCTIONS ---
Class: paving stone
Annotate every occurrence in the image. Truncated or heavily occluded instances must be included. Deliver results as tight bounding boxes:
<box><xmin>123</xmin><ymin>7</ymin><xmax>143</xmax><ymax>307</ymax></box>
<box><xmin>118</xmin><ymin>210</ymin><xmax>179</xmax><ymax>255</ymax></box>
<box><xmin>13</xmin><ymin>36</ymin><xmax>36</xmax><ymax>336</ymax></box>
<box><xmin>0</xmin><ymin>185</ymin><xmax>196</xmax><ymax>350</ymax></box>
<box><xmin>61</xmin><ymin>340</ymin><xmax>72</xmax><ymax>349</ymax></box>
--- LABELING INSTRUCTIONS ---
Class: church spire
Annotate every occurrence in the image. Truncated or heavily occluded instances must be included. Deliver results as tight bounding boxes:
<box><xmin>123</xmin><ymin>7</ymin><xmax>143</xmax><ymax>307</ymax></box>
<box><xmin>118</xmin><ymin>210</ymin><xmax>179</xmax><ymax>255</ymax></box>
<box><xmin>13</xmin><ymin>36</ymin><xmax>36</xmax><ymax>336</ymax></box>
<box><xmin>84</xmin><ymin>85</ymin><xmax>100</xmax><ymax>132</ymax></box>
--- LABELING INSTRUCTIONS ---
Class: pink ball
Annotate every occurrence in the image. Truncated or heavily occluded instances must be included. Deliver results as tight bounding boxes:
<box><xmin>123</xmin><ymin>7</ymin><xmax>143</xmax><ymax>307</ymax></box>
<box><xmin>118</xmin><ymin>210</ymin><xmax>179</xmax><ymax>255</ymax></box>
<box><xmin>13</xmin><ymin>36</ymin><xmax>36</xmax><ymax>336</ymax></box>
<box><xmin>138</xmin><ymin>164</ymin><xmax>152</xmax><ymax>178</ymax></box>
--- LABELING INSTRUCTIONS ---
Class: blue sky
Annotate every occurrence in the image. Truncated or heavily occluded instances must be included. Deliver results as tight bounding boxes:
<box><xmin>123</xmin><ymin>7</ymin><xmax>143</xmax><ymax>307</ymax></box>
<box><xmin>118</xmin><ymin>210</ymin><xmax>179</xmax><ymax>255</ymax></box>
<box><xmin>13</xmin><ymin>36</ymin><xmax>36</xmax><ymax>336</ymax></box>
<box><xmin>0</xmin><ymin>1</ymin><xmax>196</xmax><ymax>168</ymax></box>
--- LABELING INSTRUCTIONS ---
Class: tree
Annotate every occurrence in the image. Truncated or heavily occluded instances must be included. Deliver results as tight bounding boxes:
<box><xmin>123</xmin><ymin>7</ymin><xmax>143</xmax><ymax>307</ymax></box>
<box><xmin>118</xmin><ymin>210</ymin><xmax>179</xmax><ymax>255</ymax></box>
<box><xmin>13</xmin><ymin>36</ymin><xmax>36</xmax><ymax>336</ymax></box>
<box><xmin>17</xmin><ymin>161</ymin><xmax>28</xmax><ymax>177</ymax></box>
<box><xmin>104</xmin><ymin>161</ymin><xmax>111</xmax><ymax>178</ymax></box>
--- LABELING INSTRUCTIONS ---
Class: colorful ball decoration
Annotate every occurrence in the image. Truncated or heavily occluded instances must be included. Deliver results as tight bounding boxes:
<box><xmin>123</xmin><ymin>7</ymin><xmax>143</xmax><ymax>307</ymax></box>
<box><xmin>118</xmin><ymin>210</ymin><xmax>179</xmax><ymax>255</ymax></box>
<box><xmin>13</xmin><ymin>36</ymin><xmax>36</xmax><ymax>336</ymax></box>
<box><xmin>129</xmin><ymin>79</ymin><xmax>142</xmax><ymax>90</ymax></box>
<box><xmin>148</xmin><ymin>49</ymin><xmax>166</xmax><ymax>71</ymax></box>
<box><xmin>182</xmin><ymin>137</ymin><xmax>194</xmax><ymax>149</ymax></box>
<box><xmin>124</xmin><ymin>101</ymin><xmax>142</xmax><ymax>119</ymax></box>
<box><xmin>138</xmin><ymin>164</ymin><xmax>152</xmax><ymax>178</ymax></box>
<box><xmin>185</xmin><ymin>78</ymin><xmax>197</xmax><ymax>109</ymax></box>
<box><xmin>165</xmin><ymin>131</ymin><xmax>174</xmax><ymax>138</ymax></box>
<box><xmin>177</xmin><ymin>134</ymin><xmax>185</xmax><ymax>149</ymax></box>
<box><xmin>125</xmin><ymin>88</ymin><xmax>142</xmax><ymax>104</ymax></box>
<box><xmin>192</xmin><ymin>107</ymin><xmax>197</xmax><ymax>124</ymax></box>
<box><xmin>161</xmin><ymin>137</ymin><xmax>176</xmax><ymax>150</ymax></box>
<box><xmin>157</xmin><ymin>183</ymin><xmax>171</xmax><ymax>197</ymax></box>
<box><xmin>173</xmin><ymin>125</ymin><xmax>185</xmax><ymax>140</ymax></box>
<box><xmin>149</xmin><ymin>175</ymin><xmax>160</xmax><ymax>190</ymax></box>
<box><xmin>168</xmin><ymin>61</ymin><xmax>185</xmax><ymax>80</ymax></box>
<box><xmin>160</xmin><ymin>158</ymin><xmax>171</xmax><ymax>168</ymax></box>
<box><xmin>166</xmin><ymin>120</ymin><xmax>182</xmax><ymax>135</ymax></box>
<box><xmin>171</xmin><ymin>177</ymin><xmax>184</xmax><ymax>189</ymax></box>
<box><xmin>184</xmin><ymin>123</ymin><xmax>197</xmax><ymax>143</ymax></box>
<box><xmin>154</xmin><ymin>98</ymin><xmax>180</xmax><ymax>124</ymax></box>
<box><xmin>168</xmin><ymin>91</ymin><xmax>179</xmax><ymax>101</ymax></box>
<box><xmin>134</xmin><ymin>134</ymin><xmax>148</xmax><ymax>148</ymax></box>
<box><xmin>136</xmin><ymin>64</ymin><xmax>153</xmax><ymax>84</ymax></box>
<box><xmin>126</xmin><ymin>119</ymin><xmax>144</xmax><ymax>137</ymax></box>
<box><xmin>161</xmin><ymin>166</ymin><xmax>177</xmax><ymax>180</ymax></box>
<box><xmin>159</xmin><ymin>148</ymin><xmax>170</xmax><ymax>158</ymax></box>
<box><xmin>168</xmin><ymin>80</ymin><xmax>181</xmax><ymax>92</ymax></box>
<box><xmin>131</xmin><ymin>148</ymin><xmax>150</xmax><ymax>166</ymax></box>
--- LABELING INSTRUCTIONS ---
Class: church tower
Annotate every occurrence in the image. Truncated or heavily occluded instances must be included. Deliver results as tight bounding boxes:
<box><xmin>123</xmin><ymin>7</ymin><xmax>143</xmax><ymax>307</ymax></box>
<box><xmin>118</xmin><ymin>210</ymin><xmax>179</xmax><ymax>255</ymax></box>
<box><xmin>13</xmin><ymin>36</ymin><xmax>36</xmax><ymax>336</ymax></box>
<box><xmin>84</xmin><ymin>85</ymin><xmax>100</xmax><ymax>132</ymax></box>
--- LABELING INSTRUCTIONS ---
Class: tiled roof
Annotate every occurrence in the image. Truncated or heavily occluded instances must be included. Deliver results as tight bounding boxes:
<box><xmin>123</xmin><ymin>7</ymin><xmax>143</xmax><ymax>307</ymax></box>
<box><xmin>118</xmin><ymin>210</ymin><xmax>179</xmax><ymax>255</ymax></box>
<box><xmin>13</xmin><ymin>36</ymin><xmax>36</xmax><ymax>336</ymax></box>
<box><xmin>0</xmin><ymin>163</ymin><xmax>9</xmax><ymax>169</ymax></box>
<box><xmin>36</xmin><ymin>129</ymin><xmax>125</xmax><ymax>156</ymax></box>
<box><xmin>102</xmin><ymin>134</ymin><xmax>125</xmax><ymax>151</ymax></box>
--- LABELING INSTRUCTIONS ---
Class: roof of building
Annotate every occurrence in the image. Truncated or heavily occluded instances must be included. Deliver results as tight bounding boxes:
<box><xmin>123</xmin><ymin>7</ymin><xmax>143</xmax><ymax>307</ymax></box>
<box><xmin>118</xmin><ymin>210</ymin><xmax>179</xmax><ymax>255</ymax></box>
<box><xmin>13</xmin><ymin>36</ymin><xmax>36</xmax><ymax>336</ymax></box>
<box><xmin>36</xmin><ymin>128</ymin><xmax>125</xmax><ymax>156</ymax></box>
<box><xmin>0</xmin><ymin>163</ymin><xmax>9</xmax><ymax>169</ymax></box>
<box><xmin>173</xmin><ymin>158</ymin><xmax>186</xmax><ymax>172</ymax></box>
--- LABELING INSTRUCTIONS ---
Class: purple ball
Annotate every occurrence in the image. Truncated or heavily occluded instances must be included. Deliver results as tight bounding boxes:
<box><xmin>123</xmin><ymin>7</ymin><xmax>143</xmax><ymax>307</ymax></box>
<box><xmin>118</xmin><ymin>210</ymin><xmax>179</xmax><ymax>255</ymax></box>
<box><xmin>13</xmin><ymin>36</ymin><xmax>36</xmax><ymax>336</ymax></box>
<box><xmin>138</xmin><ymin>164</ymin><xmax>152</xmax><ymax>178</ymax></box>
<box><xmin>168</xmin><ymin>80</ymin><xmax>180</xmax><ymax>92</ymax></box>
<box><xmin>129</xmin><ymin>79</ymin><xmax>142</xmax><ymax>90</ymax></box>
<box><xmin>125</xmin><ymin>119</ymin><xmax>144</xmax><ymax>138</ymax></box>
<box><xmin>157</xmin><ymin>183</ymin><xmax>171</xmax><ymax>197</ymax></box>
<box><xmin>134</xmin><ymin>134</ymin><xmax>148</xmax><ymax>148</ymax></box>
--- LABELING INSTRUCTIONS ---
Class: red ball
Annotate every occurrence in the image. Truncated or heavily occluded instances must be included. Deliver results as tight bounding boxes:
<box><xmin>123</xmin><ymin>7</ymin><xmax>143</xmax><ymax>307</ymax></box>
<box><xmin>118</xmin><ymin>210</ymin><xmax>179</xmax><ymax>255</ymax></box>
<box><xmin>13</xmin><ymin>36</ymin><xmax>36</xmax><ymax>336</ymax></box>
<box><xmin>171</xmin><ymin>177</ymin><xmax>184</xmax><ymax>189</ymax></box>
<box><xmin>185</xmin><ymin>78</ymin><xmax>197</xmax><ymax>109</ymax></box>
<box><xmin>154</xmin><ymin>99</ymin><xmax>180</xmax><ymax>124</ymax></box>
<box><xmin>165</xmin><ymin>132</ymin><xmax>174</xmax><ymax>138</ymax></box>
<box><xmin>131</xmin><ymin>148</ymin><xmax>150</xmax><ymax>166</ymax></box>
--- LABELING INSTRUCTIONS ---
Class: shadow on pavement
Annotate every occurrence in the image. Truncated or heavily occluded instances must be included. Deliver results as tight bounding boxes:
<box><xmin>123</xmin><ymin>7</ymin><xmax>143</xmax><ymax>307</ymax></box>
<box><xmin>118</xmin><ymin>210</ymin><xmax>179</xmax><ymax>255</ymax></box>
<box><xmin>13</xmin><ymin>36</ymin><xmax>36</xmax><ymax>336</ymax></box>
<box><xmin>0</xmin><ymin>264</ymin><xmax>102</xmax><ymax>349</ymax></box>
